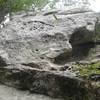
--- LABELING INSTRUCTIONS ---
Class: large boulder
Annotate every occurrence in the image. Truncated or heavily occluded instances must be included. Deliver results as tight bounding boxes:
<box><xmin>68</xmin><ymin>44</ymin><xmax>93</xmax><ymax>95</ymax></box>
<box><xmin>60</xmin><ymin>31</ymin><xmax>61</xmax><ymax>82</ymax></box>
<box><xmin>0</xmin><ymin>10</ymin><xmax>99</xmax><ymax>100</ymax></box>
<box><xmin>0</xmin><ymin>65</ymin><xmax>95</xmax><ymax>100</ymax></box>
<box><xmin>0</xmin><ymin>11</ymin><xmax>97</xmax><ymax>66</ymax></box>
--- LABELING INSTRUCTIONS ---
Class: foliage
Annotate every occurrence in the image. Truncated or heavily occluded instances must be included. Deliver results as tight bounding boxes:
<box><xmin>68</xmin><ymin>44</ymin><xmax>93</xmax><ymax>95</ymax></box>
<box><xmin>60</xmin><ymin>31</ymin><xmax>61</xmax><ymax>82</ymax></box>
<box><xmin>73</xmin><ymin>62</ymin><xmax>100</xmax><ymax>76</ymax></box>
<box><xmin>0</xmin><ymin>0</ymin><xmax>92</xmax><ymax>12</ymax></box>
<box><xmin>0</xmin><ymin>0</ymin><xmax>49</xmax><ymax>12</ymax></box>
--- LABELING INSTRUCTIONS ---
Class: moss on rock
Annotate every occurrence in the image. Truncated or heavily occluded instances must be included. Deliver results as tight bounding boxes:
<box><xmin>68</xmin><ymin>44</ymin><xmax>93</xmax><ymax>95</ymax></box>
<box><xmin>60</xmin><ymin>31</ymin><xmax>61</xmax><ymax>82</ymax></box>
<box><xmin>72</xmin><ymin>61</ymin><xmax>100</xmax><ymax>76</ymax></box>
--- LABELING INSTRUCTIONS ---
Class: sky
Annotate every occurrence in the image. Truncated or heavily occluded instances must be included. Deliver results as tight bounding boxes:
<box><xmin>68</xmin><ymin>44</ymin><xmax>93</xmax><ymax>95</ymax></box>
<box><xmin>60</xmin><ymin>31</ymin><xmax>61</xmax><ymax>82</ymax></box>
<box><xmin>46</xmin><ymin>0</ymin><xmax>100</xmax><ymax>12</ymax></box>
<box><xmin>89</xmin><ymin>0</ymin><xmax>100</xmax><ymax>12</ymax></box>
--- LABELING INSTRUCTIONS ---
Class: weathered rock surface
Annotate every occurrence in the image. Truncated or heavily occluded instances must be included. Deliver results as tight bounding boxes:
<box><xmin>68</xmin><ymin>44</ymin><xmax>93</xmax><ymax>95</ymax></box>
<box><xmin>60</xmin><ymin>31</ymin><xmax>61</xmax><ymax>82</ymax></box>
<box><xmin>0</xmin><ymin>65</ymin><xmax>95</xmax><ymax>100</ymax></box>
<box><xmin>0</xmin><ymin>84</ymin><xmax>62</xmax><ymax>100</ymax></box>
<box><xmin>0</xmin><ymin>10</ymin><xmax>100</xmax><ymax>100</ymax></box>
<box><xmin>0</xmin><ymin>11</ymin><xmax>97</xmax><ymax>66</ymax></box>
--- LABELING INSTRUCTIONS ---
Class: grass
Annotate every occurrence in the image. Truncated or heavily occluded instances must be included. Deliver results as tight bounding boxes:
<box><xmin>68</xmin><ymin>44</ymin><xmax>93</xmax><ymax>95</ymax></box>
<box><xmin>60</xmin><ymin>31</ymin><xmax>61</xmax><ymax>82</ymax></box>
<box><xmin>72</xmin><ymin>61</ymin><xmax>100</xmax><ymax>76</ymax></box>
<box><xmin>72</xmin><ymin>61</ymin><xmax>100</xmax><ymax>87</ymax></box>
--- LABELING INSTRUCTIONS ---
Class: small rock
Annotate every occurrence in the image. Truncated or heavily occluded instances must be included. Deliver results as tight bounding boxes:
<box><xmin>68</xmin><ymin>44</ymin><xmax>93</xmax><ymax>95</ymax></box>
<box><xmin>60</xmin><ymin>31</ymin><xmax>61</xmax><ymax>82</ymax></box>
<box><xmin>89</xmin><ymin>73</ymin><xmax>100</xmax><ymax>81</ymax></box>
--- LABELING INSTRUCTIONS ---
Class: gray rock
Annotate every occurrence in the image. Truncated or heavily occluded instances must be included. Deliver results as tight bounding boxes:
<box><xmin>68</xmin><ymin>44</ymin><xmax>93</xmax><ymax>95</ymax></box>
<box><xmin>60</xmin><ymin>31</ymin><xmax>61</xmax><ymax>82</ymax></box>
<box><xmin>0</xmin><ymin>65</ymin><xmax>95</xmax><ymax>100</ymax></box>
<box><xmin>0</xmin><ymin>10</ymin><xmax>99</xmax><ymax>100</ymax></box>
<box><xmin>89</xmin><ymin>73</ymin><xmax>100</xmax><ymax>81</ymax></box>
<box><xmin>0</xmin><ymin>84</ymin><xmax>62</xmax><ymax>100</ymax></box>
<box><xmin>0</xmin><ymin>11</ymin><xmax>97</xmax><ymax>66</ymax></box>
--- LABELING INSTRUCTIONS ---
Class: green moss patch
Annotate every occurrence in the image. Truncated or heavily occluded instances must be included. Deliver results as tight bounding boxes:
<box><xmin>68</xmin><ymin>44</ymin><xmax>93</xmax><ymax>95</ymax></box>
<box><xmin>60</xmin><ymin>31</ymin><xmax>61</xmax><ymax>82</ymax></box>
<box><xmin>72</xmin><ymin>61</ymin><xmax>100</xmax><ymax>88</ymax></box>
<box><xmin>72</xmin><ymin>61</ymin><xmax>100</xmax><ymax>76</ymax></box>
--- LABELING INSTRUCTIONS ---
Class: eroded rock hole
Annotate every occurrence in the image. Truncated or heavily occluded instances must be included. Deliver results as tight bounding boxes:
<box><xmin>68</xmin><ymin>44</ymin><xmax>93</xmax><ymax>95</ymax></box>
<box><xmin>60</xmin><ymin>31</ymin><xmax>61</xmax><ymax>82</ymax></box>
<box><xmin>0</xmin><ymin>56</ymin><xmax>7</xmax><ymax>67</ymax></box>
<box><xmin>53</xmin><ymin>52</ymin><xmax>71</xmax><ymax>64</ymax></box>
<box><xmin>22</xmin><ymin>62</ymin><xmax>40</xmax><ymax>69</ymax></box>
<box><xmin>53</xmin><ymin>27</ymin><xmax>96</xmax><ymax>64</ymax></box>
<box><xmin>71</xmin><ymin>42</ymin><xmax>95</xmax><ymax>60</ymax></box>
<box><xmin>69</xmin><ymin>27</ymin><xmax>95</xmax><ymax>60</ymax></box>
<box><xmin>35</xmin><ymin>49</ymin><xmax>39</xmax><ymax>51</ymax></box>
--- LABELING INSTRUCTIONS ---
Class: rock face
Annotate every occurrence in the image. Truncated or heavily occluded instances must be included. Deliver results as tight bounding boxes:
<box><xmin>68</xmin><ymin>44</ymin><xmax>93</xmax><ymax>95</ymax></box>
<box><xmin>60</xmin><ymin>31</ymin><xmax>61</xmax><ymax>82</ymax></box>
<box><xmin>0</xmin><ymin>65</ymin><xmax>95</xmax><ymax>100</ymax></box>
<box><xmin>0</xmin><ymin>11</ymin><xmax>97</xmax><ymax>66</ymax></box>
<box><xmin>0</xmin><ymin>84</ymin><xmax>62</xmax><ymax>100</ymax></box>
<box><xmin>0</xmin><ymin>10</ymin><xmax>99</xmax><ymax>100</ymax></box>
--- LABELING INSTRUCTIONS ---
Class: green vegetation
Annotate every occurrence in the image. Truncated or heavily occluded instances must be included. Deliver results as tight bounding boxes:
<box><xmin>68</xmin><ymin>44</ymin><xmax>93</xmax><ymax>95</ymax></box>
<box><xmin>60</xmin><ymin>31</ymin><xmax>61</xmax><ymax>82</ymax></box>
<box><xmin>73</xmin><ymin>62</ymin><xmax>100</xmax><ymax>76</ymax></box>
<box><xmin>0</xmin><ymin>0</ymin><xmax>49</xmax><ymax>12</ymax></box>
<box><xmin>72</xmin><ymin>61</ymin><xmax>100</xmax><ymax>88</ymax></box>
<box><xmin>0</xmin><ymin>0</ymin><xmax>93</xmax><ymax>13</ymax></box>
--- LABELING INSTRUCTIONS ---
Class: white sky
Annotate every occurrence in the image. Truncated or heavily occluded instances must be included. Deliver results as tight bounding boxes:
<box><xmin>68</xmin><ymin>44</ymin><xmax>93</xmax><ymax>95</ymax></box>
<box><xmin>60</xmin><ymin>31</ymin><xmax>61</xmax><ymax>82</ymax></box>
<box><xmin>89</xmin><ymin>0</ymin><xmax>100</xmax><ymax>12</ymax></box>
<box><xmin>54</xmin><ymin>0</ymin><xmax>100</xmax><ymax>12</ymax></box>
<box><xmin>43</xmin><ymin>0</ymin><xmax>100</xmax><ymax>12</ymax></box>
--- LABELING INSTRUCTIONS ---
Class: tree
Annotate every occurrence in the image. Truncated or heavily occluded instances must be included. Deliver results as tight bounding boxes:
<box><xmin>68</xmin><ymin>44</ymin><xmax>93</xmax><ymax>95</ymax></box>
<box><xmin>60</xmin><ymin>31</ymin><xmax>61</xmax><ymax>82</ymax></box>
<box><xmin>0</xmin><ymin>0</ymin><xmax>12</xmax><ymax>23</ymax></box>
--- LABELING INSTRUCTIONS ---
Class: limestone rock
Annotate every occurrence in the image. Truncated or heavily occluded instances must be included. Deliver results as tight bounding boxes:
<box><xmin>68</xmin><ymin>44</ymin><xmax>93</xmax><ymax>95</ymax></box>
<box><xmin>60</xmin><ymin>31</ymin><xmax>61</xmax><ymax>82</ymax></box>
<box><xmin>0</xmin><ymin>84</ymin><xmax>62</xmax><ymax>100</ymax></box>
<box><xmin>0</xmin><ymin>10</ymin><xmax>99</xmax><ymax>100</ymax></box>
<box><xmin>0</xmin><ymin>11</ymin><xmax>97</xmax><ymax>66</ymax></box>
<box><xmin>0</xmin><ymin>65</ymin><xmax>95</xmax><ymax>100</ymax></box>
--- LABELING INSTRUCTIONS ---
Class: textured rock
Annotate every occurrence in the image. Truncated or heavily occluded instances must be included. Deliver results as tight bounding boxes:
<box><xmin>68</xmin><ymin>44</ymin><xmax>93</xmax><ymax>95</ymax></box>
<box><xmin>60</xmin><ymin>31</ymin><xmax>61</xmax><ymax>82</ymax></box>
<box><xmin>0</xmin><ymin>84</ymin><xmax>62</xmax><ymax>100</ymax></box>
<box><xmin>0</xmin><ymin>10</ymin><xmax>99</xmax><ymax>100</ymax></box>
<box><xmin>0</xmin><ymin>11</ymin><xmax>97</xmax><ymax>66</ymax></box>
<box><xmin>0</xmin><ymin>65</ymin><xmax>95</xmax><ymax>100</ymax></box>
<box><xmin>95</xmin><ymin>14</ymin><xmax>100</xmax><ymax>43</ymax></box>
<box><xmin>89</xmin><ymin>73</ymin><xmax>100</xmax><ymax>81</ymax></box>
